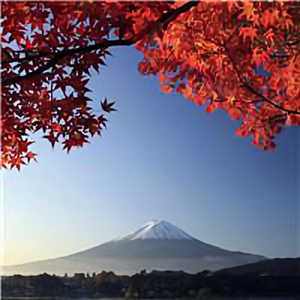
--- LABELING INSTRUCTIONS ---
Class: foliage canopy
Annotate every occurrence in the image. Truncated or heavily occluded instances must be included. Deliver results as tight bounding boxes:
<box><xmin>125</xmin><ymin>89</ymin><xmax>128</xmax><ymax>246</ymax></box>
<box><xmin>1</xmin><ymin>1</ymin><xmax>300</xmax><ymax>169</ymax></box>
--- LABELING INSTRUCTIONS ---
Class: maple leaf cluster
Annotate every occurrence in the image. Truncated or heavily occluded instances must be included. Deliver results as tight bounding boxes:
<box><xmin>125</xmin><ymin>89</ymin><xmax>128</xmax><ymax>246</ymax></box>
<box><xmin>136</xmin><ymin>1</ymin><xmax>300</xmax><ymax>150</ymax></box>
<box><xmin>1</xmin><ymin>1</ymin><xmax>300</xmax><ymax>170</ymax></box>
<box><xmin>1</xmin><ymin>1</ymin><xmax>123</xmax><ymax>170</ymax></box>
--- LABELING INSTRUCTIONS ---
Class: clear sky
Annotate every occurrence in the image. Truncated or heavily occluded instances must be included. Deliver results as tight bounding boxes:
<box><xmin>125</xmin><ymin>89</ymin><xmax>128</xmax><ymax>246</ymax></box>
<box><xmin>2</xmin><ymin>47</ymin><xmax>299</xmax><ymax>266</ymax></box>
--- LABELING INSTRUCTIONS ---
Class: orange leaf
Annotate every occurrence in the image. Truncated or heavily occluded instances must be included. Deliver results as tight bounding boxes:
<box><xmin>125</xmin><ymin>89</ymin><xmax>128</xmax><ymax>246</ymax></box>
<box><xmin>193</xmin><ymin>96</ymin><xmax>205</xmax><ymax>106</ymax></box>
<box><xmin>206</xmin><ymin>104</ymin><xmax>214</xmax><ymax>114</ymax></box>
<box><xmin>176</xmin><ymin>83</ymin><xmax>186</xmax><ymax>93</ymax></box>
<box><xmin>161</xmin><ymin>86</ymin><xmax>172</xmax><ymax>93</ymax></box>
<box><xmin>211</xmin><ymin>91</ymin><xmax>218</xmax><ymax>101</ymax></box>
<box><xmin>228</xmin><ymin>108</ymin><xmax>242</xmax><ymax>120</ymax></box>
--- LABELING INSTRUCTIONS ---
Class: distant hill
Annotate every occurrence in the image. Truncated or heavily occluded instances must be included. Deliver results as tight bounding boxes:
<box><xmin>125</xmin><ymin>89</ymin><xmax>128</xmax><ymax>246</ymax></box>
<box><xmin>214</xmin><ymin>257</ymin><xmax>300</xmax><ymax>277</ymax></box>
<box><xmin>2</xmin><ymin>220</ymin><xmax>266</xmax><ymax>276</ymax></box>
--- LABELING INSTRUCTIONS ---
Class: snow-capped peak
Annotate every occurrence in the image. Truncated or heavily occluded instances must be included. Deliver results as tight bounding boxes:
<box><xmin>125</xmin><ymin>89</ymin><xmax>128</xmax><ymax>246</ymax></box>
<box><xmin>115</xmin><ymin>220</ymin><xmax>194</xmax><ymax>241</ymax></box>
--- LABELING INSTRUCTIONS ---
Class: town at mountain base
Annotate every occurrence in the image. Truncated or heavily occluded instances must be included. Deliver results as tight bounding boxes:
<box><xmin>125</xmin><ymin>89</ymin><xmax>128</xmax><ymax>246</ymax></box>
<box><xmin>2</xmin><ymin>220</ymin><xmax>266</xmax><ymax>276</ymax></box>
<box><xmin>2</xmin><ymin>258</ymin><xmax>300</xmax><ymax>299</ymax></box>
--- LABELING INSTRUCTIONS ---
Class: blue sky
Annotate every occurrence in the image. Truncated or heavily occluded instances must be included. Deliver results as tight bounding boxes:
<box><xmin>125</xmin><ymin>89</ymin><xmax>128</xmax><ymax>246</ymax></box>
<box><xmin>3</xmin><ymin>47</ymin><xmax>299</xmax><ymax>266</ymax></box>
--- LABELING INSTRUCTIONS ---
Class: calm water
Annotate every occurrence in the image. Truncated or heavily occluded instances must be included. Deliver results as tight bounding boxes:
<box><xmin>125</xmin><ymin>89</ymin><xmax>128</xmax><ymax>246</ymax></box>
<box><xmin>1</xmin><ymin>296</ymin><xmax>300</xmax><ymax>300</ymax></box>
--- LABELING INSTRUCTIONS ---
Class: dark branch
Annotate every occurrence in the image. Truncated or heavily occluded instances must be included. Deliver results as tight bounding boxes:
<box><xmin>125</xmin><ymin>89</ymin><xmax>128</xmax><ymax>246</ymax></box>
<box><xmin>3</xmin><ymin>49</ymin><xmax>56</xmax><ymax>64</ymax></box>
<box><xmin>256</xmin><ymin>114</ymin><xmax>288</xmax><ymax>128</ymax></box>
<box><xmin>224</xmin><ymin>46</ymin><xmax>300</xmax><ymax>116</ymax></box>
<box><xmin>286</xmin><ymin>40</ymin><xmax>300</xmax><ymax>46</ymax></box>
<box><xmin>3</xmin><ymin>1</ymin><xmax>199</xmax><ymax>86</ymax></box>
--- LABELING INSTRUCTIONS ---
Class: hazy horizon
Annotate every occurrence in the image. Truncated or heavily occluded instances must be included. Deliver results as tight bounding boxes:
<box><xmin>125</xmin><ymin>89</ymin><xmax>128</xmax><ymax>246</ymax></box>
<box><xmin>2</xmin><ymin>219</ymin><xmax>268</xmax><ymax>269</ymax></box>
<box><xmin>2</xmin><ymin>46</ymin><xmax>299</xmax><ymax>267</ymax></box>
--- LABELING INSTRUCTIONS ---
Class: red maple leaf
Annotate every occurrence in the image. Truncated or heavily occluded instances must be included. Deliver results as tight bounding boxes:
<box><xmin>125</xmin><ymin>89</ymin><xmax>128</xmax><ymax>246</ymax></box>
<box><xmin>101</xmin><ymin>98</ymin><xmax>117</xmax><ymax>113</ymax></box>
<box><xmin>26</xmin><ymin>152</ymin><xmax>37</xmax><ymax>163</ymax></box>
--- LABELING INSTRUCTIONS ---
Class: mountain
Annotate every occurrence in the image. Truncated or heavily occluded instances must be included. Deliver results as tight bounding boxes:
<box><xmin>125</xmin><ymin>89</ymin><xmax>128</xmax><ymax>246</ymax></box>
<box><xmin>2</xmin><ymin>220</ymin><xmax>266</xmax><ymax>276</ymax></box>
<box><xmin>214</xmin><ymin>257</ymin><xmax>300</xmax><ymax>277</ymax></box>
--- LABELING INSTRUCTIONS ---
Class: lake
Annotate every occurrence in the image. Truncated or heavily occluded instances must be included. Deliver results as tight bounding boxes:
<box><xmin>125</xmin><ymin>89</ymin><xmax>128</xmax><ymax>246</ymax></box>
<box><xmin>2</xmin><ymin>297</ymin><xmax>300</xmax><ymax>300</ymax></box>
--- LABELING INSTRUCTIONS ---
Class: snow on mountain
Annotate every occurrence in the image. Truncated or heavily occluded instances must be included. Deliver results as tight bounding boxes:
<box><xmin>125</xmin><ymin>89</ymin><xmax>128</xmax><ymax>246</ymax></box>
<box><xmin>115</xmin><ymin>220</ymin><xmax>194</xmax><ymax>241</ymax></box>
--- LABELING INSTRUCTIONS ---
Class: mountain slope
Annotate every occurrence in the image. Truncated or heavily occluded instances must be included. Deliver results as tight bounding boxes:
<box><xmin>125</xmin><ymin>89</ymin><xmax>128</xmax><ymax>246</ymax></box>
<box><xmin>2</xmin><ymin>220</ymin><xmax>267</xmax><ymax>276</ymax></box>
<box><xmin>214</xmin><ymin>257</ymin><xmax>300</xmax><ymax>276</ymax></box>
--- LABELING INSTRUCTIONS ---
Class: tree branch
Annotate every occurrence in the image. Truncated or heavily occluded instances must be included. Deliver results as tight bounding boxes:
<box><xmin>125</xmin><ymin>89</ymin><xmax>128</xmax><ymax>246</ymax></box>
<box><xmin>224</xmin><ymin>45</ymin><xmax>300</xmax><ymax>115</ymax></box>
<box><xmin>3</xmin><ymin>49</ymin><xmax>56</xmax><ymax>64</ymax></box>
<box><xmin>286</xmin><ymin>40</ymin><xmax>300</xmax><ymax>46</ymax></box>
<box><xmin>3</xmin><ymin>1</ymin><xmax>199</xmax><ymax>86</ymax></box>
